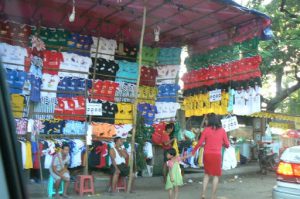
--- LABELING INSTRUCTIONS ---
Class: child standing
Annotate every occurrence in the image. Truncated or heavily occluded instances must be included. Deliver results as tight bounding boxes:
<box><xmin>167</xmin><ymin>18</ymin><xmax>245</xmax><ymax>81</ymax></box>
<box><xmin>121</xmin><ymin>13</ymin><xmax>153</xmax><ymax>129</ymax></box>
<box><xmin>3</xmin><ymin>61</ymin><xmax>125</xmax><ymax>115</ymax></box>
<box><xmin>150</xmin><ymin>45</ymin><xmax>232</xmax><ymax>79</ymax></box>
<box><xmin>165</xmin><ymin>148</ymin><xmax>190</xmax><ymax>199</ymax></box>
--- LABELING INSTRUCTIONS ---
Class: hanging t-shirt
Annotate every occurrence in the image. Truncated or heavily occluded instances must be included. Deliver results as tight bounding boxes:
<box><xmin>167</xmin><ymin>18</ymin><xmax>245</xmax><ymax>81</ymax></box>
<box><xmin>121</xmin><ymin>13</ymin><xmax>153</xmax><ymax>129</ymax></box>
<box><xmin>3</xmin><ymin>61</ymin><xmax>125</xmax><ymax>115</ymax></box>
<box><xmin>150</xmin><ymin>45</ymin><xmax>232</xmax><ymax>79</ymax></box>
<box><xmin>32</xmin><ymin>27</ymin><xmax>70</xmax><ymax>47</ymax></box>
<box><xmin>33</xmin><ymin>97</ymin><xmax>57</xmax><ymax>120</ymax></box>
<box><xmin>137</xmin><ymin>103</ymin><xmax>157</xmax><ymax>125</ymax></box>
<box><xmin>156</xmin><ymin>65</ymin><xmax>180</xmax><ymax>85</ymax></box>
<box><xmin>5</xmin><ymin>69</ymin><xmax>27</xmax><ymax>94</ymax></box>
<box><xmin>59</xmin><ymin>52</ymin><xmax>92</xmax><ymax>79</ymax></box>
<box><xmin>115</xmin><ymin>124</ymin><xmax>133</xmax><ymax>138</ymax></box>
<box><xmin>91</xmin><ymin>101</ymin><xmax>118</xmax><ymax>124</ymax></box>
<box><xmin>233</xmin><ymin>89</ymin><xmax>246</xmax><ymax>115</ymax></box>
<box><xmin>91</xmin><ymin>122</ymin><xmax>116</xmax><ymax>138</ymax></box>
<box><xmin>29</xmin><ymin>74</ymin><xmax>42</xmax><ymax>102</ymax></box>
<box><xmin>0</xmin><ymin>42</ymin><xmax>27</xmax><ymax>70</ymax></box>
<box><xmin>11</xmin><ymin>94</ymin><xmax>25</xmax><ymax>118</ymax></box>
<box><xmin>91</xmin><ymin>37</ymin><xmax>117</xmax><ymax>60</ymax></box>
<box><xmin>0</xmin><ymin>21</ymin><xmax>31</xmax><ymax>44</ymax></box>
<box><xmin>252</xmin><ymin>85</ymin><xmax>261</xmax><ymax>114</ymax></box>
<box><xmin>114</xmin><ymin>103</ymin><xmax>133</xmax><ymax>124</ymax></box>
<box><xmin>115</xmin><ymin>60</ymin><xmax>138</xmax><ymax>83</ymax></box>
<box><xmin>15</xmin><ymin>118</ymin><xmax>28</xmax><ymax>135</ymax></box>
<box><xmin>42</xmin><ymin>50</ymin><xmax>63</xmax><ymax>75</ymax></box>
<box><xmin>137</xmin><ymin>86</ymin><xmax>157</xmax><ymax>105</ymax></box>
<box><xmin>155</xmin><ymin>102</ymin><xmax>180</xmax><ymax>119</ymax></box>
<box><xmin>89</xmin><ymin>58</ymin><xmax>119</xmax><ymax>81</ymax></box>
<box><xmin>140</xmin><ymin>66</ymin><xmax>158</xmax><ymax>87</ymax></box>
<box><xmin>115</xmin><ymin>43</ymin><xmax>138</xmax><ymax>61</ymax></box>
<box><xmin>114</xmin><ymin>82</ymin><xmax>136</xmax><ymax>103</ymax></box>
<box><xmin>157</xmin><ymin>47</ymin><xmax>182</xmax><ymax>65</ymax></box>
<box><xmin>40</xmin><ymin>74</ymin><xmax>60</xmax><ymax>98</ymax></box>
<box><xmin>25</xmin><ymin>141</ymin><xmax>33</xmax><ymax>169</ymax></box>
<box><xmin>157</xmin><ymin>84</ymin><xmax>180</xmax><ymax>102</ymax></box>
<box><xmin>67</xmin><ymin>33</ymin><xmax>93</xmax><ymax>57</ymax></box>
<box><xmin>138</xmin><ymin>46</ymin><xmax>159</xmax><ymax>66</ymax></box>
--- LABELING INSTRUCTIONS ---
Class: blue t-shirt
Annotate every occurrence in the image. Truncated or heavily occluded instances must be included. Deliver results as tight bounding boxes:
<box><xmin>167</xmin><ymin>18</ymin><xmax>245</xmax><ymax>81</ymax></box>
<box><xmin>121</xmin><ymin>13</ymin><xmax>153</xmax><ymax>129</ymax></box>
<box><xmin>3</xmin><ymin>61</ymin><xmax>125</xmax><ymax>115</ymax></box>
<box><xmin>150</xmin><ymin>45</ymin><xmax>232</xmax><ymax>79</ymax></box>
<box><xmin>115</xmin><ymin>60</ymin><xmax>138</xmax><ymax>83</ymax></box>
<box><xmin>29</xmin><ymin>74</ymin><xmax>42</xmax><ymax>102</ymax></box>
<box><xmin>157</xmin><ymin>84</ymin><xmax>180</xmax><ymax>102</ymax></box>
<box><xmin>57</xmin><ymin>77</ymin><xmax>71</xmax><ymax>97</ymax></box>
<box><xmin>6</xmin><ymin>69</ymin><xmax>27</xmax><ymax>94</ymax></box>
<box><xmin>67</xmin><ymin>33</ymin><xmax>93</xmax><ymax>57</ymax></box>
<box><xmin>137</xmin><ymin>103</ymin><xmax>157</xmax><ymax>125</ymax></box>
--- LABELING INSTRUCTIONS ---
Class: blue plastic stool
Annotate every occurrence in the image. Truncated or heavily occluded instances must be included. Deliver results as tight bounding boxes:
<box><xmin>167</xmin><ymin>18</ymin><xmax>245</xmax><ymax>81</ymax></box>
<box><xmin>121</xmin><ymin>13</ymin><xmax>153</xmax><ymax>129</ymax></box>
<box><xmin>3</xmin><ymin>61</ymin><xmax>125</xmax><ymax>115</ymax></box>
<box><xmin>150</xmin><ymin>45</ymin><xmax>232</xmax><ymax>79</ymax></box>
<box><xmin>48</xmin><ymin>175</ymin><xmax>64</xmax><ymax>198</ymax></box>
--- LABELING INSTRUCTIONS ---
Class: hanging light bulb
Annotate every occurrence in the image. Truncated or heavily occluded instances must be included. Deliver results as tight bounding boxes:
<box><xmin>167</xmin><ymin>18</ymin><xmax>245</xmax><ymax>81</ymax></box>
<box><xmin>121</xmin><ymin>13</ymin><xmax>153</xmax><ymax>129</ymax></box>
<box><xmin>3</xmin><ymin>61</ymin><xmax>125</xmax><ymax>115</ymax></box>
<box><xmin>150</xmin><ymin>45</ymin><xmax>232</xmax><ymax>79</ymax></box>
<box><xmin>69</xmin><ymin>0</ymin><xmax>76</xmax><ymax>22</ymax></box>
<box><xmin>154</xmin><ymin>26</ymin><xmax>160</xmax><ymax>42</ymax></box>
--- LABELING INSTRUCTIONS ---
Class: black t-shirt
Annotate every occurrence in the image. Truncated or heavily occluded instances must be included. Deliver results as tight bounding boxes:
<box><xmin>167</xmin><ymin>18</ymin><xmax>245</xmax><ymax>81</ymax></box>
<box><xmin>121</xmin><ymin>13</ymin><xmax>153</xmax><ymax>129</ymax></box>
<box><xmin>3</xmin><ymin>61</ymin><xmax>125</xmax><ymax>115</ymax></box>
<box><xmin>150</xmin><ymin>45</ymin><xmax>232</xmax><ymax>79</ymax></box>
<box><xmin>91</xmin><ymin>101</ymin><xmax>118</xmax><ymax>124</ymax></box>
<box><xmin>115</xmin><ymin>43</ymin><xmax>138</xmax><ymax>61</ymax></box>
<box><xmin>89</xmin><ymin>58</ymin><xmax>119</xmax><ymax>81</ymax></box>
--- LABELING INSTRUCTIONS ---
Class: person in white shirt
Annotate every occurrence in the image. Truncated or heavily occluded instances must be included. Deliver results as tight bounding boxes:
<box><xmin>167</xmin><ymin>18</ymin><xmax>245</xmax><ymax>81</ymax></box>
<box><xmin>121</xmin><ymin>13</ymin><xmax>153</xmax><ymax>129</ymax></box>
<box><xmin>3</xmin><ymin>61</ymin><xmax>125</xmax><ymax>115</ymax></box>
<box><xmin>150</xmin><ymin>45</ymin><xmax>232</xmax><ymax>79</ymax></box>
<box><xmin>49</xmin><ymin>144</ymin><xmax>71</xmax><ymax>198</ymax></box>
<box><xmin>109</xmin><ymin>137</ymin><xmax>129</xmax><ymax>193</ymax></box>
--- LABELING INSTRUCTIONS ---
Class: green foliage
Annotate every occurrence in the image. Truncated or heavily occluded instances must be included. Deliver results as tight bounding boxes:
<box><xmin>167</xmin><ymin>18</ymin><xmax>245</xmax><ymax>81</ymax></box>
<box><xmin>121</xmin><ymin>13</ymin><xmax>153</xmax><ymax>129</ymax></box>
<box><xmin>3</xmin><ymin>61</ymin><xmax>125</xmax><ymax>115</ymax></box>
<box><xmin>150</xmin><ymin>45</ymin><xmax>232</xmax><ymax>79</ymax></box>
<box><xmin>249</xmin><ymin>0</ymin><xmax>300</xmax><ymax>112</ymax></box>
<box><xmin>135</xmin><ymin>113</ymin><xmax>147</xmax><ymax>171</ymax></box>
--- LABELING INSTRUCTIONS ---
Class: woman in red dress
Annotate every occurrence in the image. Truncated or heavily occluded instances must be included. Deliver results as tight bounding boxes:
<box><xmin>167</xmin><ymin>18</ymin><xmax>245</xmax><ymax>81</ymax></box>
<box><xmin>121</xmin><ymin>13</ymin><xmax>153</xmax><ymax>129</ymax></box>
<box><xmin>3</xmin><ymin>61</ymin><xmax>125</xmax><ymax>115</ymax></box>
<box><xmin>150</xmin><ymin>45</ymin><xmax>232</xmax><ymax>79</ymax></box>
<box><xmin>192</xmin><ymin>114</ymin><xmax>230</xmax><ymax>199</ymax></box>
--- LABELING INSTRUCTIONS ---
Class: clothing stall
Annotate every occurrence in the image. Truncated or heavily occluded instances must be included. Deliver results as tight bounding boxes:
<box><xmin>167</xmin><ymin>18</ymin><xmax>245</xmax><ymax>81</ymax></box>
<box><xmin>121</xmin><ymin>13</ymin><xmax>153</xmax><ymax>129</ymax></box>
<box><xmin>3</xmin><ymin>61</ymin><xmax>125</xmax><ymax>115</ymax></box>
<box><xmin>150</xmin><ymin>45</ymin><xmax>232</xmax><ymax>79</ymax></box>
<box><xmin>0</xmin><ymin>0</ymin><xmax>272</xmax><ymax>195</ymax></box>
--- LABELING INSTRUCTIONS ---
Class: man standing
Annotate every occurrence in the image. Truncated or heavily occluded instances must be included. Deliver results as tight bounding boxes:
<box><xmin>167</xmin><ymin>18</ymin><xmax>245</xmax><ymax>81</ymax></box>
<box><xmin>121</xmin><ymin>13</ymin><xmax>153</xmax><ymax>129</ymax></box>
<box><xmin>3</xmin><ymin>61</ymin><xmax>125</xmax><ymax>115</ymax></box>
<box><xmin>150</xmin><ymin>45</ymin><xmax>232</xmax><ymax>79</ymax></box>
<box><xmin>110</xmin><ymin>136</ymin><xmax>130</xmax><ymax>193</ymax></box>
<box><xmin>49</xmin><ymin>143</ymin><xmax>71</xmax><ymax>198</ymax></box>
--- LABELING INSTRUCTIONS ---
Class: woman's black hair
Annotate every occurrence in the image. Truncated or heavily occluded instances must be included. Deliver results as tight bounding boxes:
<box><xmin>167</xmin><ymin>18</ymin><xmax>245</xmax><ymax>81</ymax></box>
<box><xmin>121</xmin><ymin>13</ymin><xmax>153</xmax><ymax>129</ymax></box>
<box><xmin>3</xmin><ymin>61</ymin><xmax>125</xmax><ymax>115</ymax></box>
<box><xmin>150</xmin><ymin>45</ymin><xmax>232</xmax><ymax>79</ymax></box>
<box><xmin>167</xmin><ymin>148</ymin><xmax>176</xmax><ymax>157</ymax></box>
<box><xmin>165</xmin><ymin>123</ymin><xmax>175</xmax><ymax>132</ymax></box>
<box><xmin>61</xmin><ymin>143</ymin><xmax>70</xmax><ymax>149</ymax></box>
<box><xmin>207</xmin><ymin>113</ymin><xmax>222</xmax><ymax>129</ymax></box>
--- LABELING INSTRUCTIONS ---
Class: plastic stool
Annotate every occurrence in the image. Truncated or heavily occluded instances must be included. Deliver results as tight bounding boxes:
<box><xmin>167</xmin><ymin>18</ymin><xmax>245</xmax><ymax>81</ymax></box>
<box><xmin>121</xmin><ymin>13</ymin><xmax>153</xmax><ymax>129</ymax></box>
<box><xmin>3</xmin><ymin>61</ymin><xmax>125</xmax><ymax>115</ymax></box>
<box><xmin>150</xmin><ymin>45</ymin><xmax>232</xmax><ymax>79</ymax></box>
<box><xmin>74</xmin><ymin>175</ymin><xmax>95</xmax><ymax>196</ymax></box>
<box><xmin>109</xmin><ymin>176</ymin><xmax>127</xmax><ymax>192</ymax></box>
<box><xmin>47</xmin><ymin>176</ymin><xmax>64</xmax><ymax>198</ymax></box>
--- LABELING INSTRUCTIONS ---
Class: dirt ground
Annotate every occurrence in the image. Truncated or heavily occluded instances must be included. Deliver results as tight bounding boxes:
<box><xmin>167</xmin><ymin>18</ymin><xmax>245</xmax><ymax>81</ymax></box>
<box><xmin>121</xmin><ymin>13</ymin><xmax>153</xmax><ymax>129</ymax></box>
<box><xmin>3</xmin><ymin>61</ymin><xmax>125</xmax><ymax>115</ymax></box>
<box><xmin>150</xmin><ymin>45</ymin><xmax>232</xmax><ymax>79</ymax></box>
<box><xmin>28</xmin><ymin>172</ymin><xmax>276</xmax><ymax>199</ymax></box>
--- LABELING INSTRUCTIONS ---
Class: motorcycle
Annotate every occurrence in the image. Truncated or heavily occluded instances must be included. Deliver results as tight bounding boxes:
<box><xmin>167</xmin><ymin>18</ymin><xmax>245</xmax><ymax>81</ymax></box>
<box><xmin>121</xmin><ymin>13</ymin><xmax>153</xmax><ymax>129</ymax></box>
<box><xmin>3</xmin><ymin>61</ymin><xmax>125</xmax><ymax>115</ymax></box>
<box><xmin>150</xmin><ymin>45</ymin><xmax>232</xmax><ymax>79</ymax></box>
<box><xmin>258</xmin><ymin>147</ymin><xmax>278</xmax><ymax>175</ymax></box>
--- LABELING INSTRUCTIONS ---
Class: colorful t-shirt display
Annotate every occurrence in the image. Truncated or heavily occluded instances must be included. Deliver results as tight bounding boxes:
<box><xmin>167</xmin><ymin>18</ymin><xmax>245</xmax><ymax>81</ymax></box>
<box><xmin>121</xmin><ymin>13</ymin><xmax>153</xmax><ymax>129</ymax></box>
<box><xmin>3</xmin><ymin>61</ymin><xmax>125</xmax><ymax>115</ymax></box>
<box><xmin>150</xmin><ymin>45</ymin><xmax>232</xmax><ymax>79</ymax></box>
<box><xmin>137</xmin><ymin>86</ymin><xmax>157</xmax><ymax>105</ymax></box>
<box><xmin>0</xmin><ymin>42</ymin><xmax>27</xmax><ymax>70</ymax></box>
<box><xmin>114</xmin><ymin>82</ymin><xmax>137</xmax><ymax>103</ymax></box>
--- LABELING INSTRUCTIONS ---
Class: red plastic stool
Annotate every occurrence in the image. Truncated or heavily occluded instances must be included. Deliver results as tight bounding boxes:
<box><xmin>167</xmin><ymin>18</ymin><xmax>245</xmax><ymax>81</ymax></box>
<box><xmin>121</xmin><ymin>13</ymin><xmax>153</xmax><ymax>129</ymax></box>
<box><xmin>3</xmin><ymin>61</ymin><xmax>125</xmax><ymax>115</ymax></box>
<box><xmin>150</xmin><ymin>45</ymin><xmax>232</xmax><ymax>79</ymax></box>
<box><xmin>109</xmin><ymin>176</ymin><xmax>127</xmax><ymax>192</ymax></box>
<box><xmin>74</xmin><ymin>175</ymin><xmax>95</xmax><ymax>196</ymax></box>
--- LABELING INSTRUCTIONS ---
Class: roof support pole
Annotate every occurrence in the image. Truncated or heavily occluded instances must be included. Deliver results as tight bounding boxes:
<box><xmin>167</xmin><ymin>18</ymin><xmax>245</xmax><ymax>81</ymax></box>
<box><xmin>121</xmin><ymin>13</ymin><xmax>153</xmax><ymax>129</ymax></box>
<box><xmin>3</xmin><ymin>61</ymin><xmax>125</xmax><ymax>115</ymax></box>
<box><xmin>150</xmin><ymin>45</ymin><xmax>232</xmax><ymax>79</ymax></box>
<box><xmin>127</xmin><ymin>0</ymin><xmax>147</xmax><ymax>194</ymax></box>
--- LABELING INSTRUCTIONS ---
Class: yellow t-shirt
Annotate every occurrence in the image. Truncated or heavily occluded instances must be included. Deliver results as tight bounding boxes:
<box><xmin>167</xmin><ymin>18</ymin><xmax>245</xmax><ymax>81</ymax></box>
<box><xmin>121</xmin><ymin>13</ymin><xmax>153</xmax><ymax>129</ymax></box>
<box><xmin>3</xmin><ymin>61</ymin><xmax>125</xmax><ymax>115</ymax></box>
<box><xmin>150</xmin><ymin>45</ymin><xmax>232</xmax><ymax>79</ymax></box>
<box><xmin>115</xmin><ymin>103</ymin><xmax>133</xmax><ymax>124</ymax></box>
<box><xmin>11</xmin><ymin>94</ymin><xmax>25</xmax><ymax>118</ymax></box>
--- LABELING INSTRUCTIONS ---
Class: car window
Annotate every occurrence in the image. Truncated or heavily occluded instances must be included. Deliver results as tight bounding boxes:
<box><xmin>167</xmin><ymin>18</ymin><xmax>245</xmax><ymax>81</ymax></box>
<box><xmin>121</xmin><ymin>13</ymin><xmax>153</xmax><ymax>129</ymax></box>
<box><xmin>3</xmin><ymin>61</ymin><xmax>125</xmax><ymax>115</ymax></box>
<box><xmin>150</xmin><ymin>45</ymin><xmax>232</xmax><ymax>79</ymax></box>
<box><xmin>281</xmin><ymin>147</ymin><xmax>300</xmax><ymax>163</ymax></box>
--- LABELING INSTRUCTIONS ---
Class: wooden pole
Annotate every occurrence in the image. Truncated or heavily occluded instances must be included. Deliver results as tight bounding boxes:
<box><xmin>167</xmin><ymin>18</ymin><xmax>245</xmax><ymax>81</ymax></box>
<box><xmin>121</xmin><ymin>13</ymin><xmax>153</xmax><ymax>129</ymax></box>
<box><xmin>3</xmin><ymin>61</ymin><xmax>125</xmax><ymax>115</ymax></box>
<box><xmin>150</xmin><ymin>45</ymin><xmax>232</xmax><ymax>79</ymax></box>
<box><xmin>84</xmin><ymin>37</ymin><xmax>101</xmax><ymax>175</ymax></box>
<box><xmin>127</xmin><ymin>1</ymin><xmax>147</xmax><ymax>193</ymax></box>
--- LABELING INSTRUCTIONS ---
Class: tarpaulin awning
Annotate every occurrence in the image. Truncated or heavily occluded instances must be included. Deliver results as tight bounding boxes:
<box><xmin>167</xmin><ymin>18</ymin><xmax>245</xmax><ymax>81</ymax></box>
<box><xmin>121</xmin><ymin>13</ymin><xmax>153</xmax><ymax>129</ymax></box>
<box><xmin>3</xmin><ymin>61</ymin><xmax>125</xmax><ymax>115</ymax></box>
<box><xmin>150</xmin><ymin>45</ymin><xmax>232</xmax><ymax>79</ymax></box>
<box><xmin>0</xmin><ymin>0</ymin><xmax>272</xmax><ymax>54</ymax></box>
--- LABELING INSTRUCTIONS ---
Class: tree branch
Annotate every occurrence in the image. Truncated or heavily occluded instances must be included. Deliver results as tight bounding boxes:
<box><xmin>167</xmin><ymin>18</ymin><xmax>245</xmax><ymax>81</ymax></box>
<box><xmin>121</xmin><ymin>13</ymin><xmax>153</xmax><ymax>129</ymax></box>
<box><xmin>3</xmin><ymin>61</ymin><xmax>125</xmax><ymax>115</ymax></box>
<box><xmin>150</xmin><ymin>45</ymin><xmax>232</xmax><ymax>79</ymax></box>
<box><xmin>294</xmin><ymin>66</ymin><xmax>300</xmax><ymax>81</ymax></box>
<box><xmin>267</xmin><ymin>82</ymin><xmax>300</xmax><ymax>111</ymax></box>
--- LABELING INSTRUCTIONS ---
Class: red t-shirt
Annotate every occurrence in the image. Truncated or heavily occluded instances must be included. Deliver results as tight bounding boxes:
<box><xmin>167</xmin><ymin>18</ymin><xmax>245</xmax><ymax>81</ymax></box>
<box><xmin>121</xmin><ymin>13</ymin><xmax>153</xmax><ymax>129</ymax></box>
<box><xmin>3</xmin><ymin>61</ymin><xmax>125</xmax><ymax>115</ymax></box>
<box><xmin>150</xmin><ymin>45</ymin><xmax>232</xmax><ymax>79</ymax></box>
<box><xmin>192</xmin><ymin>127</ymin><xmax>230</xmax><ymax>154</ymax></box>
<box><xmin>42</xmin><ymin>51</ymin><xmax>63</xmax><ymax>75</ymax></box>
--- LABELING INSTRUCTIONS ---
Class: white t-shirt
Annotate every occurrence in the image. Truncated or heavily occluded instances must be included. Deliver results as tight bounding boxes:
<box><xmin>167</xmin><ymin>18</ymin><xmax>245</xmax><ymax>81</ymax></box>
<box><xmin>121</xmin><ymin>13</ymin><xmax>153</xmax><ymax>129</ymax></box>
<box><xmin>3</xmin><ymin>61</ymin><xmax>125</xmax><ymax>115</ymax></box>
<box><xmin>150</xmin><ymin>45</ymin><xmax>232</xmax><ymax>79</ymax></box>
<box><xmin>43</xmin><ymin>140</ymin><xmax>56</xmax><ymax>169</ymax></box>
<box><xmin>0</xmin><ymin>43</ymin><xmax>27</xmax><ymax>70</ymax></box>
<box><xmin>70</xmin><ymin>139</ymin><xmax>85</xmax><ymax>168</ymax></box>
<box><xmin>59</xmin><ymin>52</ymin><xmax>91</xmax><ymax>78</ymax></box>
<box><xmin>244</xmin><ymin>87</ymin><xmax>254</xmax><ymax>115</ymax></box>
<box><xmin>252</xmin><ymin>85</ymin><xmax>261</xmax><ymax>114</ymax></box>
<box><xmin>91</xmin><ymin>37</ymin><xmax>117</xmax><ymax>60</ymax></box>
<box><xmin>19</xmin><ymin>141</ymin><xmax>26</xmax><ymax>168</ymax></box>
<box><xmin>115</xmin><ymin>124</ymin><xmax>133</xmax><ymax>138</ymax></box>
<box><xmin>233</xmin><ymin>89</ymin><xmax>246</xmax><ymax>115</ymax></box>
<box><xmin>155</xmin><ymin>102</ymin><xmax>180</xmax><ymax>119</ymax></box>
<box><xmin>156</xmin><ymin>65</ymin><xmax>180</xmax><ymax>85</ymax></box>
<box><xmin>40</xmin><ymin>74</ymin><xmax>60</xmax><ymax>98</ymax></box>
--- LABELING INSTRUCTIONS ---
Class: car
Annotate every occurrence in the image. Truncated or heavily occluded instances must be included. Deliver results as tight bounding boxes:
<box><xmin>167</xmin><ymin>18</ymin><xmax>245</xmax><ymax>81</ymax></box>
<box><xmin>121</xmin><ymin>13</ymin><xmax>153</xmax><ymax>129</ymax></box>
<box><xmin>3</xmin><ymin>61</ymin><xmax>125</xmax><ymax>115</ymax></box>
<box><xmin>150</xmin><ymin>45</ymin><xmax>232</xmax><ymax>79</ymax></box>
<box><xmin>272</xmin><ymin>146</ymin><xmax>300</xmax><ymax>199</ymax></box>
